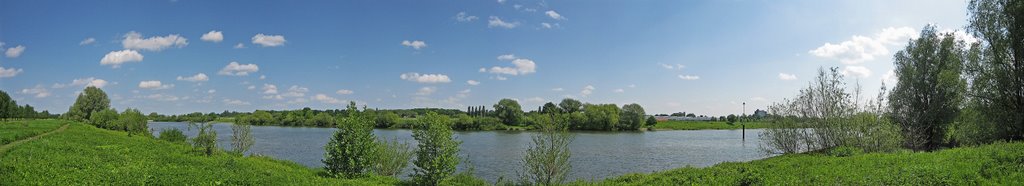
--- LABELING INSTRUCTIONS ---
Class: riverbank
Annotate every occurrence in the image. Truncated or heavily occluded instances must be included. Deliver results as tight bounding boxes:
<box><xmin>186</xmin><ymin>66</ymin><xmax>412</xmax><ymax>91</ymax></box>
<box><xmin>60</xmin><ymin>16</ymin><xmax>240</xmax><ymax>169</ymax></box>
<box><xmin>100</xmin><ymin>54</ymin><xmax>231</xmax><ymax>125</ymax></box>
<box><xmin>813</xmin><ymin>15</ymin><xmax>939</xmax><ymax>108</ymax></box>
<box><xmin>0</xmin><ymin>120</ymin><xmax>394</xmax><ymax>185</ymax></box>
<box><xmin>652</xmin><ymin>120</ymin><xmax>770</xmax><ymax>130</ymax></box>
<box><xmin>588</xmin><ymin>141</ymin><xmax>1024</xmax><ymax>185</ymax></box>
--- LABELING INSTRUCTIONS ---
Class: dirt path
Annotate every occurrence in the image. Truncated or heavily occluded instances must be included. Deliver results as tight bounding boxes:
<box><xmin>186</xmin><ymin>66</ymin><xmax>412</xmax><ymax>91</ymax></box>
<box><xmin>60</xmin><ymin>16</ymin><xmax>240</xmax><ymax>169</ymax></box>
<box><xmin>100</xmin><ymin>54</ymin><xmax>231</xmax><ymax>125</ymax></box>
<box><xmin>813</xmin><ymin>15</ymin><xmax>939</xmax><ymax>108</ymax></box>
<box><xmin>0</xmin><ymin>123</ymin><xmax>70</xmax><ymax>155</ymax></box>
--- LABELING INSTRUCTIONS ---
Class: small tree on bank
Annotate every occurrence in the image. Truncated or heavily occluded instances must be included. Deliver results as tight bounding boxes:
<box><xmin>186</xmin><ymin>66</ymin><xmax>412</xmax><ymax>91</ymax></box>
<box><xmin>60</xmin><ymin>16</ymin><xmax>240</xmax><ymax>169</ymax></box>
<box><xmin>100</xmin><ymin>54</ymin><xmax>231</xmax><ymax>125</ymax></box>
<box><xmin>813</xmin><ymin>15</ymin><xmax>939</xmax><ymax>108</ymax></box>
<box><xmin>520</xmin><ymin>113</ymin><xmax>574</xmax><ymax>185</ymax></box>
<box><xmin>231</xmin><ymin>123</ymin><xmax>255</xmax><ymax>155</ymax></box>
<box><xmin>323</xmin><ymin>102</ymin><xmax>377</xmax><ymax>178</ymax></box>
<box><xmin>67</xmin><ymin>86</ymin><xmax>110</xmax><ymax>122</ymax></box>
<box><xmin>412</xmin><ymin>112</ymin><xmax>461</xmax><ymax>185</ymax></box>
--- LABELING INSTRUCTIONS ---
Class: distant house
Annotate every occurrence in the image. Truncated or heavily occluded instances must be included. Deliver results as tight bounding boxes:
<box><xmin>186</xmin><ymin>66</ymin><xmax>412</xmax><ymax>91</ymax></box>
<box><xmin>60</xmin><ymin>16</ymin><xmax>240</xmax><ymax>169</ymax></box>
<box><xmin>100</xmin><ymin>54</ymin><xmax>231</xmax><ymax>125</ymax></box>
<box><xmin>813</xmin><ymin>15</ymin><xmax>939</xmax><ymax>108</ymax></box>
<box><xmin>753</xmin><ymin>109</ymin><xmax>768</xmax><ymax>118</ymax></box>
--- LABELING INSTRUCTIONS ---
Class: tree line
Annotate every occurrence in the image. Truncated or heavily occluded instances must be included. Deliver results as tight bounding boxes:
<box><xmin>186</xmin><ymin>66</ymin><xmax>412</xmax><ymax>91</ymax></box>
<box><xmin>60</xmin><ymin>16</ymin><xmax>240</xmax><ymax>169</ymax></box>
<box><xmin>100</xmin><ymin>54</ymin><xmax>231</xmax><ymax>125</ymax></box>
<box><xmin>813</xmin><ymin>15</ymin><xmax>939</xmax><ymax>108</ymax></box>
<box><xmin>0</xmin><ymin>90</ymin><xmax>57</xmax><ymax>119</ymax></box>
<box><xmin>762</xmin><ymin>0</ymin><xmax>1024</xmax><ymax>153</ymax></box>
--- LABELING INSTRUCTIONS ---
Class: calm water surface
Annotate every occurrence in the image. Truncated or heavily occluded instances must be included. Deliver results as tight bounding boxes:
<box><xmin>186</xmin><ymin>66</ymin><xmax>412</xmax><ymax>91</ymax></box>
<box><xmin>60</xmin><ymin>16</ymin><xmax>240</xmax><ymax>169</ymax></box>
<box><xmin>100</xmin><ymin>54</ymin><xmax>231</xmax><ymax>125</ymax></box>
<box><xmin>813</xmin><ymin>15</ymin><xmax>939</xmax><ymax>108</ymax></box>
<box><xmin>149</xmin><ymin>122</ymin><xmax>768</xmax><ymax>182</ymax></box>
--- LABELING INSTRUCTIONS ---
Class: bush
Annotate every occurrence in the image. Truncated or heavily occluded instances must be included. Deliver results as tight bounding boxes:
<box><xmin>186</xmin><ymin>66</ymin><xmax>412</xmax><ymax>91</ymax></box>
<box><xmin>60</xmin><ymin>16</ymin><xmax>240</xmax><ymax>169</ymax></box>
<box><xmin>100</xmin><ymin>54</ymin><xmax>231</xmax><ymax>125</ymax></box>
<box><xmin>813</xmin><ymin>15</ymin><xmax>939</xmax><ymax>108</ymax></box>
<box><xmin>369</xmin><ymin>138</ymin><xmax>414</xmax><ymax>177</ymax></box>
<box><xmin>190</xmin><ymin>123</ymin><xmax>217</xmax><ymax>156</ymax></box>
<box><xmin>827</xmin><ymin>146</ymin><xmax>863</xmax><ymax>157</ymax></box>
<box><xmin>116</xmin><ymin>108</ymin><xmax>148</xmax><ymax>137</ymax></box>
<box><xmin>158</xmin><ymin>128</ymin><xmax>187</xmax><ymax>143</ymax></box>
<box><xmin>412</xmin><ymin>112</ymin><xmax>461</xmax><ymax>185</ymax></box>
<box><xmin>88</xmin><ymin>109</ymin><xmax>118</xmax><ymax>129</ymax></box>
<box><xmin>230</xmin><ymin>123</ymin><xmax>255</xmax><ymax>155</ymax></box>
<box><xmin>323</xmin><ymin>102</ymin><xmax>377</xmax><ymax>178</ymax></box>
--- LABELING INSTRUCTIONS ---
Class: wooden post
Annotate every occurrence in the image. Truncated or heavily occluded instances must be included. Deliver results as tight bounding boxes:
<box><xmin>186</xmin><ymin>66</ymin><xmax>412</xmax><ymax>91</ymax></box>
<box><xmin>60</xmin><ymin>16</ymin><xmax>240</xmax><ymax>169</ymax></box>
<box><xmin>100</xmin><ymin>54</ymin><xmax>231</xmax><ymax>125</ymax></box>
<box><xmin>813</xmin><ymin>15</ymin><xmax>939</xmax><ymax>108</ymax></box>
<box><xmin>742</xmin><ymin>124</ymin><xmax>746</xmax><ymax>141</ymax></box>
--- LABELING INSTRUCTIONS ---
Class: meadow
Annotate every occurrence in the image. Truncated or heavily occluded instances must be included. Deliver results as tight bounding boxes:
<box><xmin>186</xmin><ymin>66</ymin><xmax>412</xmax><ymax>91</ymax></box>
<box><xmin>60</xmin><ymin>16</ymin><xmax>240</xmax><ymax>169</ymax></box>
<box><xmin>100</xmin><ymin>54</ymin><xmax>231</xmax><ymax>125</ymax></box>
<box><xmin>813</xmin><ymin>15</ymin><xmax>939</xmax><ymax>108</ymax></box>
<box><xmin>0</xmin><ymin>119</ymin><xmax>65</xmax><ymax>145</ymax></box>
<box><xmin>652</xmin><ymin>120</ymin><xmax>770</xmax><ymax>130</ymax></box>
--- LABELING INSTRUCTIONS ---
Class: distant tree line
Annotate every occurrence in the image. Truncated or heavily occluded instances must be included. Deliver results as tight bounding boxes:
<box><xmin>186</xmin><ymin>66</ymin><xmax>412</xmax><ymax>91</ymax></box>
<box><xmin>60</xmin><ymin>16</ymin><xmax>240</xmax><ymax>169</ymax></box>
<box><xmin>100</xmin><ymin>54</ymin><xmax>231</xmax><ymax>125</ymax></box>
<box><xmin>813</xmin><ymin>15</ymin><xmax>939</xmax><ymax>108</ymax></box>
<box><xmin>0</xmin><ymin>90</ymin><xmax>57</xmax><ymax>119</ymax></box>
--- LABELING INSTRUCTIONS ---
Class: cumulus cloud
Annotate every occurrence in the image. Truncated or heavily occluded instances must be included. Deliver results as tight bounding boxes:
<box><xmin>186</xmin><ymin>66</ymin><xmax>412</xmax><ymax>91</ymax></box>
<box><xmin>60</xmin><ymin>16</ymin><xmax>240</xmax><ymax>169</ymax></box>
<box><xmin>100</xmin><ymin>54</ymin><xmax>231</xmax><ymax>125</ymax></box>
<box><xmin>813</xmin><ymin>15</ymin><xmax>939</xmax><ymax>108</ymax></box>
<box><xmin>5</xmin><ymin>45</ymin><xmax>25</xmax><ymax>58</ymax></box>
<box><xmin>282</xmin><ymin>85</ymin><xmax>308</xmax><ymax>97</ymax></box>
<box><xmin>416</xmin><ymin>87</ymin><xmax>437</xmax><ymax>95</ymax></box>
<box><xmin>122</xmin><ymin>31</ymin><xmax>188</xmax><ymax>51</ymax></box>
<box><xmin>314</xmin><ymin>94</ymin><xmax>345</xmax><ymax>104</ymax></box>
<box><xmin>778</xmin><ymin>73</ymin><xmax>798</xmax><ymax>80</ymax></box>
<box><xmin>809</xmin><ymin>27</ymin><xmax>916</xmax><ymax>64</ymax></box>
<box><xmin>939</xmin><ymin>29</ymin><xmax>980</xmax><ymax>44</ymax></box>
<box><xmin>223</xmin><ymin>99</ymin><xmax>251</xmax><ymax>105</ymax></box>
<box><xmin>401</xmin><ymin>40</ymin><xmax>427</xmax><ymax>50</ymax></box>
<box><xmin>201</xmin><ymin>30</ymin><xmax>224</xmax><ymax>43</ymax></box>
<box><xmin>545</xmin><ymin>10</ymin><xmax>566</xmax><ymax>20</ymax></box>
<box><xmin>177</xmin><ymin>73</ymin><xmax>209</xmax><ymax>82</ymax></box>
<box><xmin>678</xmin><ymin>75</ymin><xmax>700</xmax><ymax>80</ymax></box>
<box><xmin>261</xmin><ymin>84</ymin><xmax>278</xmax><ymax>94</ymax></box>
<box><xmin>336</xmin><ymin>89</ymin><xmax>354</xmax><ymax>95</ymax></box>
<box><xmin>400</xmin><ymin>72</ymin><xmax>451</xmax><ymax>83</ymax></box>
<box><xmin>455</xmin><ymin>12</ymin><xmax>478</xmax><ymax>22</ymax></box>
<box><xmin>247</xmin><ymin>85</ymin><xmax>256</xmax><ymax>90</ymax></box>
<box><xmin>145</xmin><ymin>94</ymin><xmax>180</xmax><ymax>101</ymax></box>
<box><xmin>497</xmin><ymin>54</ymin><xmax>516</xmax><ymax>61</ymax></box>
<box><xmin>234</xmin><ymin>43</ymin><xmax>246</xmax><ymax>49</ymax></box>
<box><xmin>79</xmin><ymin>38</ymin><xmax>96</xmax><ymax>45</ymax></box>
<box><xmin>21</xmin><ymin>85</ymin><xmax>51</xmax><ymax>98</ymax></box>
<box><xmin>467</xmin><ymin>80</ymin><xmax>480</xmax><ymax>85</ymax></box>
<box><xmin>100</xmin><ymin>50</ymin><xmax>144</xmax><ymax>68</ymax></box>
<box><xmin>259</xmin><ymin>75</ymin><xmax>266</xmax><ymax>80</ymax></box>
<box><xmin>659</xmin><ymin>63</ymin><xmax>685</xmax><ymax>70</ymax></box>
<box><xmin>540</xmin><ymin>22</ymin><xmax>559</xmax><ymax>29</ymax></box>
<box><xmin>580</xmin><ymin>85</ymin><xmax>595</xmax><ymax>97</ymax></box>
<box><xmin>841</xmin><ymin>66</ymin><xmax>872</xmax><ymax>78</ymax></box>
<box><xmin>487</xmin><ymin>55</ymin><xmax>536</xmax><ymax>76</ymax></box>
<box><xmin>613</xmin><ymin>88</ymin><xmax>625</xmax><ymax>93</ymax></box>
<box><xmin>252</xmin><ymin>34</ymin><xmax>286</xmax><ymax>47</ymax></box>
<box><xmin>69</xmin><ymin>77</ymin><xmax>108</xmax><ymax>88</ymax></box>
<box><xmin>488</xmin><ymin>16</ymin><xmax>519</xmax><ymax>29</ymax></box>
<box><xmin>0</xmin><ymin>66</ymin><xmax>23</xmax><ymax>78</ymax></box>
<box><xmin>882</xmin><ymin>70</ymin><xmax>897</xmax><ymax>86</ymax></box>
<box><xmin>218</xmin><ymin>61</ymin><xmax>259</xmax><ymax>76</ymax></box>
<box><xmin>139</xmin><ymin>80</ymin><xmax>174</xmax><ymax>90</ymax></box>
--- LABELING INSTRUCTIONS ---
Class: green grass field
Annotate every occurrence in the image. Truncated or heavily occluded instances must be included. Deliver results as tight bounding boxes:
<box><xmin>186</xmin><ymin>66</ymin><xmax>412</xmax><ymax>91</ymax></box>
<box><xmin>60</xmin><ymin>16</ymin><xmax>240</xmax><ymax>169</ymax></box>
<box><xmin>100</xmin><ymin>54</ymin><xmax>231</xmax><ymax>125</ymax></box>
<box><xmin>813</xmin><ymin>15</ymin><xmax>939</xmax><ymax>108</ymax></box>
<box><xmin>0</xmin><ymin>119</ymin><xmax>65</xmax><ymax>145</ymax></box>
<box><xmin>586</xmin><ymin>142</ymin><xmax>1024</xmax><ymax>185</ymax></box>
<box><xmin>652</xmin><ymin>120</ymin><xmax>770</xmax><ymax>130</ymax></box>
<box><xmin>0</xmin><ymin>120</ymin><xmax>395</xmax><ymax>185</ymax></box>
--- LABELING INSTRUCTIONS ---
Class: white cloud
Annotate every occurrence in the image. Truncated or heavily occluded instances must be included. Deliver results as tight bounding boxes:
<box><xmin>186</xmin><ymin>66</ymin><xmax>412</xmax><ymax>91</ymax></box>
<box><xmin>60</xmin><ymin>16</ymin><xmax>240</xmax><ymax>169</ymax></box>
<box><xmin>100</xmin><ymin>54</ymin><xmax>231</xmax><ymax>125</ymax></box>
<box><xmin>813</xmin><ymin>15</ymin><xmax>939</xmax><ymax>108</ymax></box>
<box><xmin>552</xmin><ymin>87</ymin><xmax>564</xmax><ymax>91</ymax></box>
<box><xmin>247</xmin><ymin>85</ymin><xmax>256</xmax><ymax>90</ymax></box>
<box><xmin>455</xmin><ymin>12</ymin><xmax>478</xmax><ymax>22</ymax></box>
<box><xmin>628</xmin><ymin>84</ymin><xmax>636</xmax><ymax>88</ymax></box>
<box><xmin>314</xmin><ymin>94</ymin><xmax>345</xmax><ymax>104</ymax></box>
<box><xmin>79</xmin><ymin>38</ymin><xmax>96</xmax><ymax>45</ymax></box>
<box><xmin>207</xmin><ymin>89</ymin><xmax>216</xmax><ymax>94</ymax></box>
<box><xmin>252</xmin><ymin>34</ymin><xmax>286</xmax><ymax>47</ymax></box>
<box><xmin>401</xmin><ymin>40</ymin><xmax>427</xmax><ymax>50</ymax></box>
<box><xmin>145</xmin><ymin>94</ymin><xmax>180</xmax><ymax>101</ymax></box>
<box><xmin>478</xmin><ymin>68</ymin><xmax>487</xmax><ymax>72</ymax></box>
<box><xmin>282</xmin><ymin>85</ymin><xmax>308</xmax><ymax>97</ymax></box>
<box><xmin>20</xmin><ymin>85</ymin><xmax>51</xmax><ymax>98</ymax></box>
<box><xmin>882</xmin><ymin>70</ymin><xmax>897</xmax><ymax>86</ymax></box>
<box><xmin>223</xmin><ymin>99</ymin><xmax>251</xmax><ymax>105</ymax></box>
<box><xmin>809</xmin><ymin>27</ymin><xmax>916</xmax><ymax>64</ymax></box>
<box><xmin>139</xmin><ymin>80</ymin><xmax>174</xmax><ymax>90</ymax></box>
<box><xmin>497</xmin><ymin>0</ymin><xmax>506</xmax><ymax>4</ymax></box>
<box><xmin>487</xmin><ymin>56</ymin><xmax>536</xmax><ymax>76</ymax></box>
<box><xmin>467</xmin><ymin>80</ymin><xmax>480</xmax><ymax>85</ymax></box>
<box><xmin>201</xmin><ymin>30</ymin><xmax>224</xmax><ymax>43</ymax></box>
<box><xmin>841</xmin><ymin>65</ymin><xmax>872</xmax><ymax>78</ymax></box>
<box><xmin>70</xmin><ymin>77</ymin><xmax>108</xmax><ymax>88</ymax></box>
<box><xmin>541</xmin><ymin>23</ymin><xmax>554</xmax><ymax>29</ymax></box>
<box><xmin>613</xmin><ymin>88</ymin><xmax>625</xmax><ymax>93</ymax></box>
<box><xmin>0</xmin><ymin>66</ymin><xmax>23</xmax><ymax>78</ymax></box>
<box><xmin>778</xmin><ymin>73</ymin><xmax>798</xmax><ymax>80</ymax></box>
<box><xmin>5</xmin><ymin>45</ymin><xmax>25</xmax><ymax>58</ymax></box>
<box><xmin>939</xmin><ymin>29</ymin><xmax>980</xmax><ymax>44</ymax></box>
<box><xmin>261</xmin><ymin>84</ymin><xmax>278</xmax><ymax>94</ymax></box>
<box><xmin>234</xmin><ymin>43</ymin><xmax>246</xmax><ymax>49</ymax></box>
<box><xmin>177</xmin><ymin>73</ymin><xmax>209</xmax><ymax>82</ymax></box>
<box><xmin>400</xmin><ymin>72</ymin><xmax>451</xmax><ymax>83</ymax></box>
<box><xmin>659</xmin><ymin>63</ymin><xmax>685</xmax><ymax>70</ymax></box>
<box><xmin>218</xmin><ymin>61</ymin><xmax>259</xmax><ymax>76</ymax></box>
<box><xmin>122</xmin><ymin>31</ymin><xmax>188</xmax><ymax>51</ymax></box>
<box><xmin>545</xmin><ymin>10</ymin><xmax>566</xmax><ymax>20</ymax></box>
<box><xmin>100</xmin><ymin>50</ymin><xmax>144</xmax><ymax>68</ymax></box>
<box><xmin>497</xmin><ymin>54</ymin><xmax>517</xmax><ymax>61</ymax></box>
<box><xmin>495</xmin><ymin>76</ymin><xmax>508</xmax><ymax>80</ymax></box>
<box><xmin>580</xmin><ymin>85</ymin><xmax>595</xmax><ymax>97</ymax></box>
<box><xmin>488</xmin><ymin>16</ymin><xmax>519</xmax><ymax>29</ymax></box>
<box><xmin>259</xmin><ymin>75</ymin><xmax>266</xmax><ymax>80</ymax></box>
<box><xmin>415</xmin><ymin>87</ymin><xmax>437</xmax><ymax>95</ymax></box>
<box><xmin>678</xmin><ymin>75</ymin><xmax>700</xmax><ymax>80</ymax></box>
<box><xmin>336</xmin><ymin>89</ymin><xmax>354</xmax><ymax>95</ymax></box>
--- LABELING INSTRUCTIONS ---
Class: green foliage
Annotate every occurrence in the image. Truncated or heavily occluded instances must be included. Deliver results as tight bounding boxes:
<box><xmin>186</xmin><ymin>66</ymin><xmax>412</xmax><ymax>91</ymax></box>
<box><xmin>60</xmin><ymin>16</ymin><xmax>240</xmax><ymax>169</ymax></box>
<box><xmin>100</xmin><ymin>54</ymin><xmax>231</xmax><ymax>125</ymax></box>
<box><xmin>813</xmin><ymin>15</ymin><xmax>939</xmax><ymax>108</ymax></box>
<box><xmin>494</xmin><ymin>98</ymin><xmax>525</xmax><ymax>126</ymax></box>
<box><xmin>619</xmin><ymin>103</ymin><xmax>647</xmax><ymax>130</ymax></box>
<box><xmin>580</xmin><ymin>104</ymin><xmax>620</xmax><ymax>131</ymax></box>
<box><xmin>66</xmin><ymin>87</ymin><xmax>110</xmax><ymax>122</ymax></box>
<box><xmin>559</xmin><ymin>98</ymin><xmax>583</xmax><ymax>114</ymax></box>
<box><xmin>520</xmin><ymin>113</ymin><xmax>574</xmax><ymax>185</ymax></box>
<box><xmin>375</xmin><ymin>111</ymin><xmax>401</xmax><ymax>128</ymax></box>
<box><xmin>191</xmin><ymin>122</ymin><xmax>217</xmax><ymax>156</ymax></box>
<box><xmin>0</xmin><ymin>121</ymin><xmax>394</xmax><ymax>185</ymax></box>
<box><xmin>369</xmin><ymin>138</ymin><xmax>414</xmax><ymax>177</ymax></box>
<box><xmin>439</xmin><ymin>171</ymin><xmax>489</xmax><ymax>186</ymax></box>
<box><xmin>116</xmin><ymin>108</ymin><xmax>148</xmax><ymax>137</ymax></box>
<box><xmin>646</xmin><ymin>116</ymin><xmax>657</xmax><ymax>127</ymax></box>
<box><xmin>323</xmin><ymin>102</ymin><xmax>378</xmax><ymax>178</ymax></box>
<box><xmin>889</xmin><ymin>25</ymin><xmax>968</xmax><ymax>151</ymax></box>
<box><xmin>966</xmin><ymin>0</ymin><xmax>1024</xmax><ymax>142</ymax></box>
<box><xmin>230</xmin><ymin>123</ymin><xmax>255</xmax><ymax>155</ymax></box>
<box><xmin>726</xmin><ymin>114</ymin><xmax>737</xmax><ymax>124</ymax></box>
<box><xmin>827</xmin><ymin>146</ymin><xmax>864</xmax><ymax>157</ymax></box>
<box><xmin>158</xmin><ymin>128</ymin><xmax>187</xmax><ymax>143</ymax></box>
<box><xmin>88</xmin><ymin>109</ymin><xmax>119</xmax><ymax>129</ymax></box>
<box><xmin>412</xmin><ymin>112</ymin><xmax>461</xmax><ymax>185</ymax></box>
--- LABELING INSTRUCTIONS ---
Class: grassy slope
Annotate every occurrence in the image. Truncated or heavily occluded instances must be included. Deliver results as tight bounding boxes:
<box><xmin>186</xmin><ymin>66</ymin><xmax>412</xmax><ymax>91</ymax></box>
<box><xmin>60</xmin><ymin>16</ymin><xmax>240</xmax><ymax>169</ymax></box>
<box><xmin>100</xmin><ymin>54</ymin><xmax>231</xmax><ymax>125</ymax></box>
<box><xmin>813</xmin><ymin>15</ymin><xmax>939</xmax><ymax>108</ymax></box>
<box><xmin>0</xmin><ymin>119</ymin><xmax>65</xmax><ymax>145</ymax></box>
<box><xmin>653</xmin><ymin>120</ymin><xmax>770</xmax><ymax>130</ymax></box>
<box><xmin>588</xmin><ymin>142</ymin><xmax>1024</xmax><ymax>185</ymax></box>
<box><xmin>0</xmin><ymin>121</ymin><xmax>395</xmax><ymax>185</ymax></box>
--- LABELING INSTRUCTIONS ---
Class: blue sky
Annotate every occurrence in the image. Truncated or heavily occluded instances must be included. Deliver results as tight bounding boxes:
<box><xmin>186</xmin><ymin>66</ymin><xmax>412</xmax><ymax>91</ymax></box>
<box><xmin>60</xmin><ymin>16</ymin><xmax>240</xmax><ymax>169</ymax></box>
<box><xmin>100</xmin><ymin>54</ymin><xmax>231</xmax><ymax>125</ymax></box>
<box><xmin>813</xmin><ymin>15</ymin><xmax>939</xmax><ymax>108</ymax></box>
<box><xmin>0</xmin><ymin>0</ymin><xmax>972</xmax><ymax>116</ymax></box>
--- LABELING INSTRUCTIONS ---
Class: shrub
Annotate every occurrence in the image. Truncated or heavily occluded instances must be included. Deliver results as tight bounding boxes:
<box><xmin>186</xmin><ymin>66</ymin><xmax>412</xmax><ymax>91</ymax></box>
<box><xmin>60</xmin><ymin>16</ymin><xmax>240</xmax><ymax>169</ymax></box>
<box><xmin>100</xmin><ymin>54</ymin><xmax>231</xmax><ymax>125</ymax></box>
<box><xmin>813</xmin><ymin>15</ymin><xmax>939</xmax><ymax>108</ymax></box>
<box><xmin>520</xmin><ymin>113</ymin><xmax>574</xmax><ymax>185</ymax></box>
<box><xmin>158</xmin><ymin>128</ymin><xmax>187</xmax><ymax>143</ymax></box>
<box><xmin>323</xmin><ymin>102</ymin><xmax>377</xmax><ymax>178</ymax></box>
<box><xmin>827</xmin><ymin>146</ymin><xmax>863</xmax><ymax>157</ymax></box>
<box><xmin>190</xmin><ymin>123</ymin><xmax>217</xmax><ymax>156</ymax></box>
<box><xmin>369</xmin><ymin>138</ymin><xmax>414</xmax><ymax>177</ymax></box>
<box><xmin>231</xmin><ymin>123</ymin><xmax>255</xmax><ymax>155</ymax></box>
<box><xmin>412</xmin><ymin>112</ymin><xmax>461</xmax><ymax>185</ymax></box>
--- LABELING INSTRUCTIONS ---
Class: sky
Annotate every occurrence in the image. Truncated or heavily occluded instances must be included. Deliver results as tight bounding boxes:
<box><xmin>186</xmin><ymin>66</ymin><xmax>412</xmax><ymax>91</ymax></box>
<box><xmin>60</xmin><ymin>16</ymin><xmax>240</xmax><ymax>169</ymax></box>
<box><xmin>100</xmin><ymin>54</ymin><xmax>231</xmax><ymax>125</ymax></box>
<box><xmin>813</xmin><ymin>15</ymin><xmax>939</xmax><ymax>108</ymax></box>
<box><xmin>0</xmin><ymin>0</ymin><xmax>974</xmax><ymax>116</ymax></box>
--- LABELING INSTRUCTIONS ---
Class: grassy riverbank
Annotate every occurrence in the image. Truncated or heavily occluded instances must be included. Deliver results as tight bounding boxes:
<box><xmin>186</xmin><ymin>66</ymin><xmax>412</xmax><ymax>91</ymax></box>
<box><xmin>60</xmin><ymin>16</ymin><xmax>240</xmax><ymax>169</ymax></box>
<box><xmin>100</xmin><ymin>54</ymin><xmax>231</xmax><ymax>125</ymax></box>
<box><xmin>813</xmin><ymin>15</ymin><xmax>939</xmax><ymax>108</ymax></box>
<box><xmin>0</xmin><ymin>120</ymin><xmax>395</xmax><ymax>185</ymax></box>
<box><xmin>589</xmin><ymin>142</ymin><xmax>1024</xmax><ymax>185</ymax></box>
<box><xmin>0</xmin><ymin>119</ymin><xmax>65</xmax><ymax>145</ymax></box>
<box><xmin>652</xmin><ymin>120</ymin><xmax>770</xmax><ymax>130</ymax></box>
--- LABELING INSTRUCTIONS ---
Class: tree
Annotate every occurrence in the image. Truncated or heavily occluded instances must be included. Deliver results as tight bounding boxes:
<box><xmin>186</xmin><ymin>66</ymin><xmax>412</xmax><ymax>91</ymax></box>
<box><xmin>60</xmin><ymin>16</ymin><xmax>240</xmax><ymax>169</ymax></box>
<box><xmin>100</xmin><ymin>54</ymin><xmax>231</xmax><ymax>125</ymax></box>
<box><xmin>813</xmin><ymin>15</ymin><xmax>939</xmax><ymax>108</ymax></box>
<box><xmin>964</xmin><ymin>0</ymin><xmax>1024</xmax><ymax>142</ymax></box>
<box><xmin>369</xmin><ymin>138</ymin><xmax>414</xmax><ymax>177</ymax></box>
<box><xmin>582</xmin><ymin>104</ymin><xmax>620</xmax><ymax>130</ymax></box>
<box><xmin>494</xmin><ymin>98</ymin><xmax>524</xmax><ymax>126</ymax></box>
<box><xmin>158</xmin><ymin>128</ymin><xmax>188</xmax><ymax>143</ymax></box>
<box><xmin>67</xmin><ymin>86</ymin><xmax>111</xmax><ymax>121</ymax></box>
<box><xmin>889</xmin><ymin>25</ymin><xmax>968</xmax><ymax>151</ymax></box>
<box><xmin>520</xmin><ymin>113</ymin><xmax>574</xmax><ymax>185</ymax></box>
<box><xmin>412</xmin><ymin>112</ymin><xmax>461</xmax><ymax>185</ymax></box>
<box><xmin>230</xmin><ymin>123</ymin><xmax>255</xmax><ymax>155</ymax></box>
<box><xmin>323</xmin><ymin>102</ymin><xmax>377</xmax><ymax>178</ymax></box>
<box><xmin>187</xmin><ymin>113</ymin><xmax>217</xmax><ymax>156</ymax></box>
<box><xmin>0</xmin><ymin>91</ymin><xmax>17</xmax><ymax>119</ymax></box>
<box><xmin>558</xmin><ymin>98</ymin><xmax>583</xmax><ymax>113</ymax></box>
<box><xmin>89</xmin><ymin>109</ymin><xmax>119</xmax><ymax>129</ymax></box>
<box><xmin>646</xmin><ymin>116</ymin><xmax>658</xmax><ymax>127</ymax></box>
<box><xmin>312</xmin><ymin>112</ymin><xmax>335</xmax><ymax>127</ymax></box>
<box><xmin>726</xmin><ymin>114</ymin><xmax>737</xmax><ymax>124</ymax></box>
<box><xmin>541</xmin><ymin>102</ymin><xmax>561</xmax><ymax>114</ymax></box>
<box><xmin>619</xmin><ymin>103</ymin><xmax>647</xmax><ymax>130</ymax></box>
<box><xmin>116</xmin><ymin>108</ymin><xmax>148</xmax><ymax>137</ymax></box>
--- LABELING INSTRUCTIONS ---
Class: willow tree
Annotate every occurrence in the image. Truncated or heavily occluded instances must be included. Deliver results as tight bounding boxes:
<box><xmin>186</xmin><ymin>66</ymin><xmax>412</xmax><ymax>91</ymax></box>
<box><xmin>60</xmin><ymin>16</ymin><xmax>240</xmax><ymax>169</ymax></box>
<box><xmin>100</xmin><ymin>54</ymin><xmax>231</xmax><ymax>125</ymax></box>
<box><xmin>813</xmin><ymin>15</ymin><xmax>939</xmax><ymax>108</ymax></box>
<box><xmin>963</xmin><ymin>0</ymin><xmax>1024</xmax><ymax>142</ymax></box>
